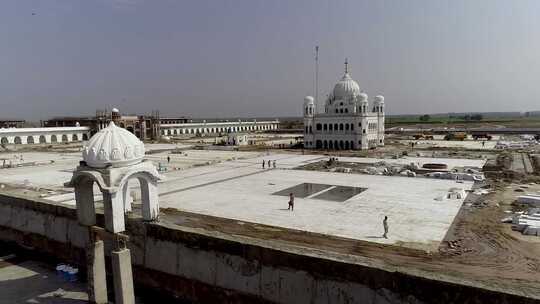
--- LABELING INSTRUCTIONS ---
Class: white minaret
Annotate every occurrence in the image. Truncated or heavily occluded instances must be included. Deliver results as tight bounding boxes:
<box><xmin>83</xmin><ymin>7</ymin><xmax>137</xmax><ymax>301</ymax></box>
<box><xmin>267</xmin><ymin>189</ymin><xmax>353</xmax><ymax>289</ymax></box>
<box><xmin>374</xmin><ymin>95</ymin><xmax>385</xmax><ymax>146</ymax></box>
<box><xmin>303</xmin><ymin>96</ymin><xmax>315</xmax><ymax>148</ymax></box>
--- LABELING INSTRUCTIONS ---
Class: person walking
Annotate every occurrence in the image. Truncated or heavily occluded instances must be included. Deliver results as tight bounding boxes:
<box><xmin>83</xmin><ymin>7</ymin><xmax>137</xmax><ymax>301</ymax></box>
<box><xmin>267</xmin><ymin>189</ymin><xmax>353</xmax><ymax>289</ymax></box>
<box><xmin>167</xmin><ymin>155</ymin><xmax>171</xmax><ymax>163</ymax></box>
<box><xmin>273</xmin><ymin>160</ymin><xmax>276</xmax><ymax>168</ymax></box>
<box><xmin>262</xmin><ymin>160</ymin><xmax>265</xmax><ymax>169</ymax></box>
<box><xmin>287</xmin><ymin>193</ymin><xmax>294</xmax><ymax>211</ymax></box>
<box><xmin>267</xmin><ymin>159</ymin><xmax>271</xmax><ymax>168</ymax></box>
<box><xmin>382</xmin><ymin>216</ymin><xmax>389</xmax><ymax>239</ymax></box>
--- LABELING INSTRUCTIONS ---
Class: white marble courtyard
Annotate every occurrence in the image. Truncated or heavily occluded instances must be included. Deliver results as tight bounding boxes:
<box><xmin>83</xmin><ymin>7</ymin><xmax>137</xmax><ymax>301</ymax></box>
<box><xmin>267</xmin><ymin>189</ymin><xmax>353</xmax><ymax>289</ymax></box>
<box><xmin>0</xmin><ymin>150</ymin><xmax>474</xmax><ymax>251</ymax></box>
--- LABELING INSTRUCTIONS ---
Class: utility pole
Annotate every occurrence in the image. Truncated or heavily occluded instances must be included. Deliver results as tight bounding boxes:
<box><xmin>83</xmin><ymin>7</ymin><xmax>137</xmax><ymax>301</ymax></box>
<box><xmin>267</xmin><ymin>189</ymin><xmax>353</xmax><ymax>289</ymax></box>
<box><xmin>315</xmin><ymin>46</ymin><xmax>319</xmax><ymax>111</ymax></box>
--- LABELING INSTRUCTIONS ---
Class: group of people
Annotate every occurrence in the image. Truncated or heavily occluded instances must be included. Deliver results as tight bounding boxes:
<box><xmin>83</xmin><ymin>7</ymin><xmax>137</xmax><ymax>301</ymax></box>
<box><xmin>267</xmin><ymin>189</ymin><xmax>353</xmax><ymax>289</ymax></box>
<box><xmin>262</xmin><ymin>159</ymin><xmax>276</xmax><ymax>169</ymax></box>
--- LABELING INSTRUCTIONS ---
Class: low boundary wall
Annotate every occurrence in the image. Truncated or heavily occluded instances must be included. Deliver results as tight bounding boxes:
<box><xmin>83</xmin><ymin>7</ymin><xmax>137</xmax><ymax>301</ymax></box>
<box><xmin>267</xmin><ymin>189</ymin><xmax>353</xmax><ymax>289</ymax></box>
<box><xmin>0</xmin><ymin>193</ymin><xmax>538</xmax><ymax>304</ymax></box>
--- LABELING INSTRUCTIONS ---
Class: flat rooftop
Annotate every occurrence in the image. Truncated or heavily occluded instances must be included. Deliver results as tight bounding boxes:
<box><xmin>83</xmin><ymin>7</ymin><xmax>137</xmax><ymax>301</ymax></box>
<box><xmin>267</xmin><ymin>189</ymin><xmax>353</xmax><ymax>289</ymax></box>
<box><xmin>0</xmin><ymin>148</ymin><xmax>475</xmax><ymax>251</ymax></box>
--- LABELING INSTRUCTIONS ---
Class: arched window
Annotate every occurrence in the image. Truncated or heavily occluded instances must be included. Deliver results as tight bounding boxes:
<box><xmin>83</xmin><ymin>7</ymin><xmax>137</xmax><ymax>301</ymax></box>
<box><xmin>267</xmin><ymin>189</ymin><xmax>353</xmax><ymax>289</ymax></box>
<box><xmin>309</xmin><ymin>126</ymin><xmax>312</xmax><ymax>133</ymax></box>
<box><xmin>305</xmin><ymin>126</ymin><xmax>308</xmax><ymax>133</ymax></box>
<box><xmin>345</xmin><ymin>124</ymin><xmax>349</xmax><ymax>131</ymax></box>
<box><xmin>334</xmin><ymin>140</ymin><xmax>339</xmax><ymax>150</ymax></box>
<box><xmin>340</xmin><ymin>109</ymin><xmax>343</xmax><ymax>113</ymax></box>
<box><xmin>345</xmin><ymin>108</ymin><xmax>348</xmax><ymax>113</ymax></box>
<box><xmin>323</xmin><ymin>140</ymin><xmax>328</xmax><ymax>149</ymax></box>
<box><xmin>340</xmin><ymin>141</ymin><xmax>344</xmax><ymax>149</ymax></box>
<box><xmin>329</xmin><ymin>141</ymin><xmax>333</xmax><ymax>149</ymax></box>
<box><xmin>339</xmin><ymin>124</ymin><xmax>344</xmax><ymax>131</ymax></box>
<box><xmin>14</xmin><ymin>137</ymin><xmax>22</xmax><ymax>144</ymax></box>
<box><xmin>316</xmin><ymin>140</ymin><xmax>322</xmax><ymax>149</ymax></box>
<box><xmin>351</xmin><ymin>124</ymin><xmax>354</xmax><ymax>131</ymax></box>
<box><xmin>329</xmin><ymin>124</ymin><xmax>333</xmax><ymax>131</ymax></box>
<box><xmin>62</xmin><ymin>134</ymin><xmax>68</xmax><ymax>142</ymax></box>
<box><xmin>316</xmin><ymin>124</ymin><xmax>322</xmax><ymax>131</ymax></box>
<box><xmin>323</xmin><ymin>124</ymin><xmax>328</xmax><ymax>131</ymax></box>
<box><xmin>51</xmin><ymin>135</ymin><xmax>58</xmax><ymax>143</ymax></box>
<box><xmin>27</xmin><ymin>136</ymin><xmax>35</xmax><ymax>144</ymax></box>
<box><xmin>334</xmin><ymin>123</ymin><xmax>338</xmax><ymax>130</ymax></box>
<box><xmin>335</xmin><ymin>109</ymin><xmax>338</xmax><ymax>113</ymax></box>
<box><xmin>345</xmin><ymin>141</ymin><xmax>349</xmax><ymax>149</ymax></box>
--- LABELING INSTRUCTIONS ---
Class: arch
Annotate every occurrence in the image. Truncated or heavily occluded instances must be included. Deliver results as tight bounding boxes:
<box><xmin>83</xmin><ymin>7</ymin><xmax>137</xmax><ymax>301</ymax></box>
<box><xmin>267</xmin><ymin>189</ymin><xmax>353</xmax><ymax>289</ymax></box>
<box><xmin>62</xmin><ymin>134</ymin><xmax>69</xmax><ymax>142</ymax></box>
<box><xmin>27</xmin><ymin>136</ymin><xmax>35</xmax><ymax>144</ymax></box>
<box><xmin>334</xmin><ymin>123</ymin><xmax>338</xmax><ymax>131</ymax></box>
<box><xmin>14</xmin><ymin>136</ymin><xmax>22</xmax><ymax>144</ymax></box>
<box><xmin>329</xmin><ymin>141</ymin><xmax>333</xmax><ymax>149</ymax></box>
<box><xmin>119</xmin><ymin>171</ymin><xmax>160</xmax><ymax>222</ymax></box>
<box><xmin>83</xmin><ymin>133</ymin><xmax>89</xmax><ymax>141</ymax></box>
<box><xmin>1</xmin><ymin>137</ymin><xmax>8</xmax><ymax>145</ymax></box>
<box><xmin>316</xmin><ymin>140</ymin><xmax>322</xmax><ymax>149</ymax></box>
<box><xmin>350</xmin><ymin>124</ymin><xmax>354</xmax><ymax>131</ymax></box>
<box><xmin>339</xmin><ymin>124</ymin><xmax>344</xmax><ymax>131</ymax></box>
<box><xmin>351</xmin><ymin>141</ymin><xmax>354</xmax><ymax>149</ymax></box>
<box><xmin>329</xmin><ymin>124</ymin><xmax>333</xmax><ymax>131</ymax></box>
<box><xmin>345</xmin><ymin>124</ymin><xmax>349</xmax><ymax>131</ymax></box>
<box><xmin>334</xmin><ymin>140</ymin><xmax>339</xmax><ymax>150</ymax></box>
<box><xmin>345</xmin><ymin>141</ymin><xmax>349</xmax><ymax>149</ymax></box>
<box><xmin>323</xmin><ymin>140</ymin><xmax>328</xmax><ymax>149</ymax></box>
<box><xmin>340</xmin><ymin>141</ymin><xmax>344</xmax><ymax>150</ymax></box>
<box><xmin>39</xmin><ymin>135</ymin><xmax>47</xmax><ymax>143</ymax></box>
<box><xmin>72</xmin><ymin>134</ymin><xmax>79</xmax><ymax>141</ymax></box>
<box><xmin>51</xmin><ymin>135</ymin><xmax>58</xmax><ymax>143</ymax></box>
<box><xmin>323</xmin><ymin>124</ymin><xmax>328</xmax><ymax>131</ymax></box>
<box><xmin>309</xmin><ymin>126</ymin><xmax>312</xmax><ymax>133</ymax></box>
<box><xmin>316</xmin><ymin>124</ymin><xmax>322</xmax><ymax>131</ymax></box>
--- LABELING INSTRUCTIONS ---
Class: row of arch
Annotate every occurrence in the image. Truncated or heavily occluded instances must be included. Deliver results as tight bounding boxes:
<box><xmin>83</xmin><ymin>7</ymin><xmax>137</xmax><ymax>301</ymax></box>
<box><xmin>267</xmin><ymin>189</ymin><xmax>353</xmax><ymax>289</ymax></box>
<box><xmin>315</xmin><ymin>123</ymin><xmax>357</xmax><ymax>132</ymax></box>
<box><xmin>162</xmin><ymin>124</ymin><xmax>278</xmax><ymax>136</ymax></box>
<box><xmin>0</xmin><ymin>133</ymin><xmax>89</xmax><ymax>145</ymax></box>
<box><xmin>315</xmin><ymin>140</ymin><xmax>357</xmax><ymax>150</ymax></box>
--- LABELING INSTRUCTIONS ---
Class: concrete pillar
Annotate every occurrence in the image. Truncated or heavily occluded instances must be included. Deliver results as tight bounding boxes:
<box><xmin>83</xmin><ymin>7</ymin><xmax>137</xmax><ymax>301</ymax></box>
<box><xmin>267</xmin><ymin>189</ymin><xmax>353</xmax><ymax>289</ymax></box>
<box><xmin>140</xmin><ymin>179</ymin><xmax>159</xmax><ymax>221</ymax></box>
<box><xmin>122</xmin><ymin>182</ymin><xmax>132</xmax><ymax>213</ymax></box>
<box><xmin>102</xmin><ymin>191</ymin><xmax>125</xmax><ymax>233</ymax></box>
<box><xmin>75</xmin><ymin>182</ymin><xmax>96</xmax><ymax>226</ymax></box>
<box><xmin>87</xmin><ymin>239</ymin><xmax>108</xmax><ymax>304</ymax></box>
<box><xmin>111</xmin><ymin>248</ymin><xmax>135</xmax><ymax>304</ymax></box>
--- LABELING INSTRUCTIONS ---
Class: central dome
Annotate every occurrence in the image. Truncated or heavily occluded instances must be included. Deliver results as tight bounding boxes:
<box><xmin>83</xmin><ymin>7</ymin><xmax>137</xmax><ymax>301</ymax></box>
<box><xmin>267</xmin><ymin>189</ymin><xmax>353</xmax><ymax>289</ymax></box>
<box><xmin>333</xmin><ymin>73</ymin><xmax>360</xmax><ymax>100</ymax></box>
<box><xmin>82</xmin><ymin>122</ymin><xmax>145</xmax><ymax>168</ymax></box>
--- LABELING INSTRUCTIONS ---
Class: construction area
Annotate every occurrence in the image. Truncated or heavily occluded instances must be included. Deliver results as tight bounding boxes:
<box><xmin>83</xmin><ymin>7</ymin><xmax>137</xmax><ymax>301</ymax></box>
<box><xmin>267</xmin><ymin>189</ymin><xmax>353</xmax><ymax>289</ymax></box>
<box><xmin>1</xmin><ymin>128</ymin><xmax>540</xmax><ymax>303</ymax></box>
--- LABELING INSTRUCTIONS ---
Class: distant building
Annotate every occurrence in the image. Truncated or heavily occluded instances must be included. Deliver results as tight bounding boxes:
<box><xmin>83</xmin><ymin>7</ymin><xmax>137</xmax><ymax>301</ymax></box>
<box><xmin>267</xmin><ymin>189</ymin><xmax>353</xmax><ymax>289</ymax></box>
<box><xmin>44</xmin><ymin>109</ymin><xmax>279</xmax><ymax>141</ymax></box>
<box><xmin>303</xmin><ymin>60</ymin><xmax>385</xmax><ymax>150</ymax></box>
<box><xmin>0</xmin><ymin>119</ymin><xmax>25</xmax><ymax>128</ymax></box>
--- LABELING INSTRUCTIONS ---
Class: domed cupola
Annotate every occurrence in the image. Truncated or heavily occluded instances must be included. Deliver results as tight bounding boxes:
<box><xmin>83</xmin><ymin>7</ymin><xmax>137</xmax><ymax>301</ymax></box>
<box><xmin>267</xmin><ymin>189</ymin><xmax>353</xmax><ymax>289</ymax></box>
<box><xmin>304</xmin><ymin>95</ymin><xmax>314</xmax><ymax>106</ymax></box>
<box><xmin>332</xmin><ymin>59</ymin><xmax>360</xmax><ymax>100</ymax></box>
<box><xmin>82</xmin><ymin>121</ymin><xmax>145</xmax><ymax>168</ymax></box>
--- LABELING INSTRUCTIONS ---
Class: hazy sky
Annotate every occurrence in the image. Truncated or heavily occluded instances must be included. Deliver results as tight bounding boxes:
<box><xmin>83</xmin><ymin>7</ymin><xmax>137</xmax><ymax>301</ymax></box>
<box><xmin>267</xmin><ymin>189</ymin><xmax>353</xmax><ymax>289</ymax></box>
<box><xmin>2</xmin><ymin>0</ymin><xmax>540</xmax><ymax>120</ymax></box>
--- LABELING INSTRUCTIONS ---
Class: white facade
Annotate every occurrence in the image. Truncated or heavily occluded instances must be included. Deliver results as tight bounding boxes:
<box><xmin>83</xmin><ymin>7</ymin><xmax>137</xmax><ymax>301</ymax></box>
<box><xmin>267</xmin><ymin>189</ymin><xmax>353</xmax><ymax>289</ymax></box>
<box><xmin>0</xmin><ymin>126</ymin><xmax>90</xmax><ymax>145</ymax></box>
<box><xmin>160</xmin><ymin>120</ymin><xmax>279</xmax><ymax>137</ymax></box>
<box><xmin>303</xmin><ymin>61</ymin><xmax>385</xmax><ymax>150</ymax></box>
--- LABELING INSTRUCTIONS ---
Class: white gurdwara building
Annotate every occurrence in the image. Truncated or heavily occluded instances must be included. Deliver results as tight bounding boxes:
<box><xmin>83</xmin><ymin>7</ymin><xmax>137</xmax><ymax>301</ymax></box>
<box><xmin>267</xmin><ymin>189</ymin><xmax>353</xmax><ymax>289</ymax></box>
<box><xmin>303</xmin><ymin>61</ymin><xmax>385</xmax><ymax>150</ymax></box>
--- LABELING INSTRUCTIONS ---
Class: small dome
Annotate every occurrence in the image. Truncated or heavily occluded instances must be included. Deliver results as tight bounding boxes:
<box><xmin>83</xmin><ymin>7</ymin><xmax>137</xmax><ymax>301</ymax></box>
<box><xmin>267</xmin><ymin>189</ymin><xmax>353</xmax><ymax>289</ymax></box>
<box><xmin>374</xmin><ymin>95</ymin><xmax>385</xmax><ymax>103</ymax></box>
<box><xmin>112</xmin><ymin>108</ymin><xmax>120</xmax><ymax>113</ymax></box>
<box><xmin>82</xmin><ymin>122</ymin><xmax>145</xmax><ymax>168</ymax></box>
<box><xmin>304</xmin><ymin>96</ymin><xmax>314</xmax><ymax>104</ymax></box>
<box><xmin>333</xmin><ymin>73</ymin><xmax>360</xmax><ymax>100</ymax></box>
<box><xmin>359</xmin><ymin>92</ymin><xmax>368</xmax><ymax>102</ymax></box>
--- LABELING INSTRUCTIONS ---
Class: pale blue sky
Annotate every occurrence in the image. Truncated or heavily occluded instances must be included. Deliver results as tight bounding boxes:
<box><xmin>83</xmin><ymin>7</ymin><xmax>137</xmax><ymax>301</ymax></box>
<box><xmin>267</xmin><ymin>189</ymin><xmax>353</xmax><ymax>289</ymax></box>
<box><xmin>1</xmin><ymin>0</ymin><xmax>540</xmax><ymax>120</ymax></box>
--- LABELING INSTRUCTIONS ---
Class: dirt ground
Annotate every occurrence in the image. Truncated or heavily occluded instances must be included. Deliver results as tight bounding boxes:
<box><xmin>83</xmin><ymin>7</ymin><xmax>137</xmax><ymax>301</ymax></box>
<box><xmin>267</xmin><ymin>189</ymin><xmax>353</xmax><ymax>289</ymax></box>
<box><xmin>156</xmin><ymin>141</ymin><xmax>540</xmax><ymax>299</ymax></box>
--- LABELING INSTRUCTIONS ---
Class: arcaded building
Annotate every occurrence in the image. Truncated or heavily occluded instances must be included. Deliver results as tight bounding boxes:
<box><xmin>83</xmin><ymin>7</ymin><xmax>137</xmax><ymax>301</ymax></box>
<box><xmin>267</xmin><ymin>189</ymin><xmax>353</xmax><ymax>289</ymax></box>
<box><xmin>303</xmin><ymin>61</ymin><xmax>385</xmax><ymax>150</ymax></box>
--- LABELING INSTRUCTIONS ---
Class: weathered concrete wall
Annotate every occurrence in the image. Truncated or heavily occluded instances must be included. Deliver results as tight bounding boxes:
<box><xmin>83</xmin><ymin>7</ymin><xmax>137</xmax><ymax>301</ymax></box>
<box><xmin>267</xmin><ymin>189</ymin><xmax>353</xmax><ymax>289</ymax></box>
<box><xmin>0</xmin><ymin>193</ymin><xmax>538</xmax><ymax>304</ymax></box>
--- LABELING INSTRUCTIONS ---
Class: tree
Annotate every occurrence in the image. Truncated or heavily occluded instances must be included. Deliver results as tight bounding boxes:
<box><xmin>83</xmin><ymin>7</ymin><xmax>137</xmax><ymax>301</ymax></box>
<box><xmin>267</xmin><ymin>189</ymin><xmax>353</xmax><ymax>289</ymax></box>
<box><xmin>419</xmin><ymin>114</ymin><xmax>431</xmax><ymax>122</ymax></box>
<box><xmin>471</xmin><ymin>114</ymin><xmax>483</xmax><ymax>121</ymax></box>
